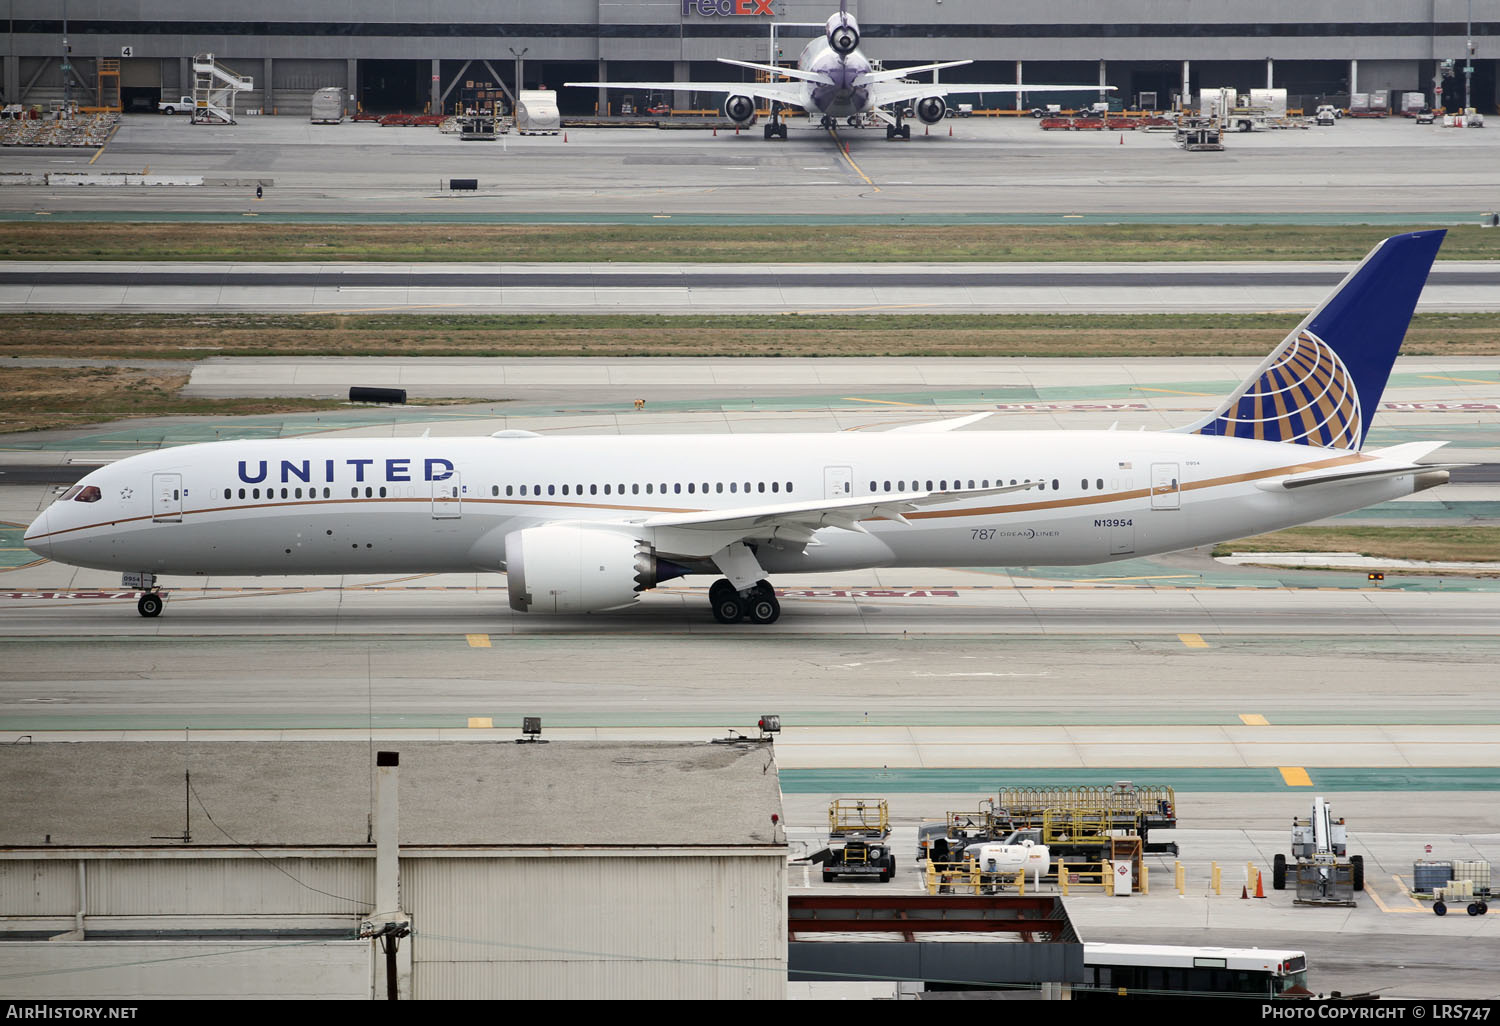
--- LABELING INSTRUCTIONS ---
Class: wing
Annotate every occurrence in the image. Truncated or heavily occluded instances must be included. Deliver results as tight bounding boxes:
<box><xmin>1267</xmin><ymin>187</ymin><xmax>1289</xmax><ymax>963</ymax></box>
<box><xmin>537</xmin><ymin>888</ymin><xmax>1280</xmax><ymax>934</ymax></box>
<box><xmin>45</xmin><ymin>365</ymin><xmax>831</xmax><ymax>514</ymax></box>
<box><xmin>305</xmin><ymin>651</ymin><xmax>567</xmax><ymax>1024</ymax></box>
<box><xmin>631</xmin><ymin>481</ymin><xmax>1036</xmax><ymax>552</ymax></box>
<box><xmin>886</xmin><ymin>412</ymin><xmax>994</xmax><ymax>434</ymax></box>
<box><xmin>563</xmin><ymin>79</ymin><xmax>809</xmax><ymax>108</ymax></box>
<box><xmin>868</xmin><ymin>79</ymin><xmax>1115</xmax><ymax>108</ymax></box>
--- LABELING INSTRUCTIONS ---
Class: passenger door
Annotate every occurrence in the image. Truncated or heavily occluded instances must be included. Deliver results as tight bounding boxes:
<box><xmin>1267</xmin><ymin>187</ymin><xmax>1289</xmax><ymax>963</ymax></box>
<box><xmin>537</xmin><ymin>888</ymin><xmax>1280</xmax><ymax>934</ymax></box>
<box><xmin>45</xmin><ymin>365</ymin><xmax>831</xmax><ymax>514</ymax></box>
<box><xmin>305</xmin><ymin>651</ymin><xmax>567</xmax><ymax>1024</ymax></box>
<box><xmin>152</xmin><ymin>473</ymin><xmax>183</xmax><ymax>523</ymax></box>
<box><xmin>431</xmin><ymin>472</ymin><xmax>462</xmax><ymax>519</ymax></box>
<box><xmin>1150</xmin><ymin>463</ymin><xmax>1181</xmax><ymax>511</ymax></box>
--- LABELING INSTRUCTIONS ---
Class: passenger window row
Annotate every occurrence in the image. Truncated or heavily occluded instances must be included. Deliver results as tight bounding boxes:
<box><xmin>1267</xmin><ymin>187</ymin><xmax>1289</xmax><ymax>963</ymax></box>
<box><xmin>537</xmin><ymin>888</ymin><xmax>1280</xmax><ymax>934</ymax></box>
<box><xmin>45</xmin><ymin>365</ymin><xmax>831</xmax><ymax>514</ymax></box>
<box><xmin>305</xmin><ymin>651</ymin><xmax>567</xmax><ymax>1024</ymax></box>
<box><xmin>491</xmin><ymin>481</ymin><xmax>795</xmax><ymax>498</ymax></box>
<box><xmin>223</xmin><ymin>486</ymin><xmax>334</xmax><ymax>500</ymax></box>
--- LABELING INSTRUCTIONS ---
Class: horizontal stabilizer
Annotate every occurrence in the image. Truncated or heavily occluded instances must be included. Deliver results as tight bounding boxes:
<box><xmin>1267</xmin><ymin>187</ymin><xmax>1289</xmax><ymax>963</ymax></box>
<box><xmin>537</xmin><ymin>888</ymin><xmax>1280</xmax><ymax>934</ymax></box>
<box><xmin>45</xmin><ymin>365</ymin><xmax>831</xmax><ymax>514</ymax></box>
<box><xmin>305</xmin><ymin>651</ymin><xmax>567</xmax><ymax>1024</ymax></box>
<box><xmin>716</xmin><ymin>58</ymin><xmax>833</xmax><ymax>85</ymax></box>
<box><xmin>1255</xmin><ymin>443</ymin><xmax>1467</xmax><ymax>491</ymax></box>
<box><xmin>1267</xmin><ymin>463</ymin><xmax>1468</xmax><ymax>491</ymax></box>
<box><xmin>854</xmin><ymin>61</ymin><xmax>973</xmax><ymax>86</ymax></box>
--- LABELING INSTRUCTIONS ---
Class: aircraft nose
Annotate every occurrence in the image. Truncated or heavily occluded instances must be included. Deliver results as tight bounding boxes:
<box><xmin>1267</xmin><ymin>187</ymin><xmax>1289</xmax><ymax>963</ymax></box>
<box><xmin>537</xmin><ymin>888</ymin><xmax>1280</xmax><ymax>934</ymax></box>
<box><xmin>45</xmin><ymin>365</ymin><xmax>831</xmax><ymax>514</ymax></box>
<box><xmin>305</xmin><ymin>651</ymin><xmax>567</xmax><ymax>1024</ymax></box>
<box><xmin>23</xmin><ymin>508</ymin><xmax>51</xmax><ymax>559</ymax></box>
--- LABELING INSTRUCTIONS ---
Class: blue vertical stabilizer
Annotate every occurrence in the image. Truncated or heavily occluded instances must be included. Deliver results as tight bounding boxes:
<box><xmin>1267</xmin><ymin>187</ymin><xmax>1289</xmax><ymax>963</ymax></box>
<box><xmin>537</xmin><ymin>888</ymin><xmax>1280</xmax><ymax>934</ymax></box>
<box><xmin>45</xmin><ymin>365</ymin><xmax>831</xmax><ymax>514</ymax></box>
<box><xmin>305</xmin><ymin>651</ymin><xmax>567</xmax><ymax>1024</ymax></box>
<box><xmin>1184</xmin><ymin>229</ymin><xmax>1445</xmax><ymax>449</ymax></box>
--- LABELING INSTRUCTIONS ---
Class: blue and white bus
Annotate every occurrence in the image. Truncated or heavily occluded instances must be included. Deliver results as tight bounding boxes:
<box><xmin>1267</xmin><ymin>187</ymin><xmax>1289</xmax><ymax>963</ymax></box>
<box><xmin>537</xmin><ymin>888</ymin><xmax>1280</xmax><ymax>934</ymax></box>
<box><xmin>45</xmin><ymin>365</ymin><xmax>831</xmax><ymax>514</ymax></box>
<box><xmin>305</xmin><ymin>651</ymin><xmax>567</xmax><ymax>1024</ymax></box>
<box><xmin>1082</xmin><ymin>943</ymin><xmax>1310</xmax><ymax>999</ymax></box>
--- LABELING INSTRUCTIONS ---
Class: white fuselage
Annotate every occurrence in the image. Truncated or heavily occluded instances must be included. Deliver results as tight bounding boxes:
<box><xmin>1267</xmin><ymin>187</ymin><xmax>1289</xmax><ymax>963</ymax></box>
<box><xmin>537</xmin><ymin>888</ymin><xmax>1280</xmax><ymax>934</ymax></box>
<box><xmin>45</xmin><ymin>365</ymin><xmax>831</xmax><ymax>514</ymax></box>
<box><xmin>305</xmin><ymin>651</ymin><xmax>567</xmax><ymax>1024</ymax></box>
<box><xmin>25</xmin><ymin>431</ymin><xmax>1415</xmax><ymax>581</ymax></box>
<box><xmin>795</xmin><ymin>39</ymin><xmax>872</xmax><ymax>117</ymax></box>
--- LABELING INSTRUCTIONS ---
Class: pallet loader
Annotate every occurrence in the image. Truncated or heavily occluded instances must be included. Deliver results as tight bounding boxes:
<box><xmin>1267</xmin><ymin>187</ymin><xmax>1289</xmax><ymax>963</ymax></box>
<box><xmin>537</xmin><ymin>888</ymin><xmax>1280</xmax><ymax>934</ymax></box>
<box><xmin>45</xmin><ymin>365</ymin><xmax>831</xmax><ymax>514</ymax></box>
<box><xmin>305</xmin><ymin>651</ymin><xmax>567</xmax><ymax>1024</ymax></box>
<box><xmin>1272</xmin><ymin>796</ymin><xmax>1364</xmax><ymax>905</ymax></box>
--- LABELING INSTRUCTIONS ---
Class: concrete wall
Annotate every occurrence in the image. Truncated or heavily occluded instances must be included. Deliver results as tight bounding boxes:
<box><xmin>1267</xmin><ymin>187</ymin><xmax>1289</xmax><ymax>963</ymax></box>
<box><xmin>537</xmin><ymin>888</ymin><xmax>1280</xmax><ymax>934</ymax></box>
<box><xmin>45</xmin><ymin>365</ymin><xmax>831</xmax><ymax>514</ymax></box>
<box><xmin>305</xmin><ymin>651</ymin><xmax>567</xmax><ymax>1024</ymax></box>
<box><xmin>0</xmin><ymin>941</ymin><xmax>371</xmax><ymax>1000</ymax></box>
<box><xmin>0</xmin><ymin>848</ymin><xmax>786</xmax><ymax>1000</ymax></box>
<box><xmin>406</xmin><ymin>851</ymin><xmax>787</xmax><ymax>1000</ymax></box>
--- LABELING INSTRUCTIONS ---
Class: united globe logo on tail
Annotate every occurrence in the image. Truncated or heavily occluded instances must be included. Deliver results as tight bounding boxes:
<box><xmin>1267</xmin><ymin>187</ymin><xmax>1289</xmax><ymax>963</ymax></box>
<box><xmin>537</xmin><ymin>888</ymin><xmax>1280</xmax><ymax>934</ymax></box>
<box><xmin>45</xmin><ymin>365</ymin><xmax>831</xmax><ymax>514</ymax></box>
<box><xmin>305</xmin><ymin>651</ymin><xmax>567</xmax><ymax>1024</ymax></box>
<box><xmin>1199</xmin><ymin>330</ymin><xmax>1361</xmax><ymax>449</ymax></box>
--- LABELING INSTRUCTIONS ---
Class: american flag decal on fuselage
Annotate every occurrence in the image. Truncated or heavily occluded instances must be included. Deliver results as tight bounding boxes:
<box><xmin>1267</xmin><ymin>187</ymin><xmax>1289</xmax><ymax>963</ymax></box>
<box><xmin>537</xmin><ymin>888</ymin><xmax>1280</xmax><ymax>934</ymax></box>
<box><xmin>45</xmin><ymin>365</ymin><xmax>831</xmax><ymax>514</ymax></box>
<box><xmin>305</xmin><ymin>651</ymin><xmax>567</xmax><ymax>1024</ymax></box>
<box><xmin>1195</xmin><ymin>329</ymin><xmax>1361</xmax><ymax>450</ymax></box>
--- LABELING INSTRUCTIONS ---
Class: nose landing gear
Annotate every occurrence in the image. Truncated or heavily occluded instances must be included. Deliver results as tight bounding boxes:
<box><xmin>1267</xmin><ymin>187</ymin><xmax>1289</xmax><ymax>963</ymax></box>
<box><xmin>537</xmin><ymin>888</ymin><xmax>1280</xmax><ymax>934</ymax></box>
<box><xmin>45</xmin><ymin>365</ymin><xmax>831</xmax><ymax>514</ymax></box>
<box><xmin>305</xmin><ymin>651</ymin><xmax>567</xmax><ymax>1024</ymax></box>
<box><xmin>137</xmin><ymin>591</ymin><xmax>164</xmax><ymax>617</ymax></box>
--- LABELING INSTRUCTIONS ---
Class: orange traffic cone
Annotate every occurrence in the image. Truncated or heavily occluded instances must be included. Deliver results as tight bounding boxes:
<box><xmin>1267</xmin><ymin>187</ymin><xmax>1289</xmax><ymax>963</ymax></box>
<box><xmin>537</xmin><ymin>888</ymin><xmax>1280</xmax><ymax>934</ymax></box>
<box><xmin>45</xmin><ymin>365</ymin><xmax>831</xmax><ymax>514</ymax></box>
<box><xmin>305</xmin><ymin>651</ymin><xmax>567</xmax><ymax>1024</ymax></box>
<box><xmin>1119</xmin><ymin>133</ymin><xmax>1124</xmax><ymax>144</ymax></box>
<box><xmin>1254</xmin><ymin>870</ymin><xmax>1266</xmax><ymax>899</ymax></box>
<box><xmin>948</xmin><ymin>124</ymin><xmax>952</xmax><ymax>136</ymax></box>
<box><xmin>563</xmin><ymin>132</ymin><xmax>567</xmax><ymax>143</ymax></box>
<box><xmin>713</xmin><ymin>127</ymin><xmax>717</xmax><ymax>136</ymax></box>
<box><xmin>1241</xmin><ymin>884</ymin><xmax>1249</xmax><ymax>899</ymax></box>
<box><xmin>924</xmin><ymin>125</ymin><xmax>929</xmax><ymax>135</ymax></box>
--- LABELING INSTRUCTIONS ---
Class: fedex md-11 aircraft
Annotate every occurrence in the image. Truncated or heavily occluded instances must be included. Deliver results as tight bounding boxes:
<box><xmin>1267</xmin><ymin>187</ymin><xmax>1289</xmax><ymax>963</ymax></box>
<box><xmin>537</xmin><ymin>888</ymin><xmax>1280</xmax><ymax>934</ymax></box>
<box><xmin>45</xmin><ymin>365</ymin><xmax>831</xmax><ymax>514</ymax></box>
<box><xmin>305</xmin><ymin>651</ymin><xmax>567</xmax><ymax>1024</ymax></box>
<box><xmin>565</xmin><ymin>2</ymin><xmax>1109</xmax><ymax>139</ymax></box>
<box><xmin>25</xmin><ymin>231</ymin><xmax>1460</xmax><ymax>625</ymax></box>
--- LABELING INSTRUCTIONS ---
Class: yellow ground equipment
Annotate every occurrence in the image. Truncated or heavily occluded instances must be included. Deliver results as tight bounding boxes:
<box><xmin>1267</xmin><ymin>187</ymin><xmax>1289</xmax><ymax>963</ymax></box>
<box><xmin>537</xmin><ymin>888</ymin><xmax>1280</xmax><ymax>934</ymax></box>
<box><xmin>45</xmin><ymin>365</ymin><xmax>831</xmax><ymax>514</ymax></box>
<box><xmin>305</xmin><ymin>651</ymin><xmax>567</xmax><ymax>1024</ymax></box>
<box><xmin>817</xmin><ymin>799</ymin><xmax>895</xmax><ymax>883</ymax></box>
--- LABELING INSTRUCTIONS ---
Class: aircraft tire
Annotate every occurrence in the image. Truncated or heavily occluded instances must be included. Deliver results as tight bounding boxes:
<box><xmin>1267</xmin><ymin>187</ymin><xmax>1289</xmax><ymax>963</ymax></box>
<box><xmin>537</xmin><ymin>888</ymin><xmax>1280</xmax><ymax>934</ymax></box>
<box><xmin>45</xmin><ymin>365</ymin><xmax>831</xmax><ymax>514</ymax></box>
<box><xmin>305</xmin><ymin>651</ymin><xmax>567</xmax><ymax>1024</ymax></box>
<box><xmin>747</xmin><ymin>593</ymin><xmax>780</xmax><ymax>625</ymax></box>
<box><xmin>1272</xmin><ymin>853</ymin><xmax>1287</xmax><ymax>890</ymax></box>
<box><xmin>137</xmin><ymin>592</ymin><xmax>163</xmax><ymax>618</ymax></box>
<box><xmin>901</xmin><ymin>124</ymin><xmax>911</xmax><ymax>139</ymax></box>
<box><xmin>710</xmin><ymin>579</ymin><xmax>735</xmax><ymax>607</ymax></box>
<box><xmin>712</xmin><ymin>594</ymin><xmax>745</xmax><ymax>624</ymax></box>
<box><xmin>1351</xmin><ymin>854</ymin><xmax>1364</xmax><ymax>891</ymax></box>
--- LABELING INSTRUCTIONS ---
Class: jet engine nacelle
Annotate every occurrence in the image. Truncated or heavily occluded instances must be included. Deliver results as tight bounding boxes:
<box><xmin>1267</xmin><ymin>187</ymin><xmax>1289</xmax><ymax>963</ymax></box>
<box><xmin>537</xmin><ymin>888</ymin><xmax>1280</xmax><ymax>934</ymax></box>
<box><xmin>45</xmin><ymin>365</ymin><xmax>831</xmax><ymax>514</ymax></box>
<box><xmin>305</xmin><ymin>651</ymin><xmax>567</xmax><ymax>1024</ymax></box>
<box><xmin>825</xmin><ymin>12</ymin><xmax>860</xmax><ymax>55</ymax></box>
<box><xmin>505</xmin><ymin>524</ymin><xmax>658</xmax><ymax>614</ymax></box>
<box><xmin>722</xmin><ymin>94</ymin><xmax>757</xmax><ymax>126</ymax></box>
<box><xmin>914</xmin><ymin>96</ymin><xmax>947</xmax><ymax>125</ymax></box>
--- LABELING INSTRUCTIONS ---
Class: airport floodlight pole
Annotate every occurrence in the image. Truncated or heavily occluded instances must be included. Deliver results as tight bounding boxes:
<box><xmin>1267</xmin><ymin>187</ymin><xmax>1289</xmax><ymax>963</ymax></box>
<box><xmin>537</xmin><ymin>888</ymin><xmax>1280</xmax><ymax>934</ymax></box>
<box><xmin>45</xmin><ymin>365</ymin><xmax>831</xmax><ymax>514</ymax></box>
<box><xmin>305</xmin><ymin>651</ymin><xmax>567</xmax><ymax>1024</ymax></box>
<box><xmin>509</xmin><ymin>46</ymin><xmax>527</xmax><ymax>97</ymax></box>
<box><xmin>1464</xmin><ymin>0</ymin><xmax>1473</xmax><ymax>112</ymax></box>
<box><xmin>60</xmin><ymin>0</ymin><xmax>71</xmax><ymax>111</ymax></box>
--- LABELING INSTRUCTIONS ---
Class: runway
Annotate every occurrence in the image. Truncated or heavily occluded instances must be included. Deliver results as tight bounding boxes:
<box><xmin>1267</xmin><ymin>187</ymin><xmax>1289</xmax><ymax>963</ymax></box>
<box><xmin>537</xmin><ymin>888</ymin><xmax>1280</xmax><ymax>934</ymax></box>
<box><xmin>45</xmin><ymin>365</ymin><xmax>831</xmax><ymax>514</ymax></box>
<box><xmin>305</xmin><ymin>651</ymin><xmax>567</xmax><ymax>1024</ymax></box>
<box><xmin>5</xmin><ymin>260</ymin><xmax>1500</xmax><ymax>313</ymax></box>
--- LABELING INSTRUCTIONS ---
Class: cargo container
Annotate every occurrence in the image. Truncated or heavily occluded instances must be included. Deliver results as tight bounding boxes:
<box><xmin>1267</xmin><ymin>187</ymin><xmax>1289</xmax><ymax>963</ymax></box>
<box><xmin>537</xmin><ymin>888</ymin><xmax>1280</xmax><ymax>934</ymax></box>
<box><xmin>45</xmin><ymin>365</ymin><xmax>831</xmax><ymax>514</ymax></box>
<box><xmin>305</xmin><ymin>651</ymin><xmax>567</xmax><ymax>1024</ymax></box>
<box><xmin>310</xmin><ymin>87</ymin><xmax>344</xmax><ymax>124</ymax></box>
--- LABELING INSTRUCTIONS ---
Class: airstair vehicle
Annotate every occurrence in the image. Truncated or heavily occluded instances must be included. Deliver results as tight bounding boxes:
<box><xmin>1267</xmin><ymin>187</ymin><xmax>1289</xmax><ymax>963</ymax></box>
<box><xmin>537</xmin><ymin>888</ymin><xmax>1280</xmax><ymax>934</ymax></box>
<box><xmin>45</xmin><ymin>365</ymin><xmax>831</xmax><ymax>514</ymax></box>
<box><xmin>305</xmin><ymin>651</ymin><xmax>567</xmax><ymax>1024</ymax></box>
<box><xmin>191</xmin><ymin>53</ymin><xmax>253</xmax><ymax>125</ymax></box>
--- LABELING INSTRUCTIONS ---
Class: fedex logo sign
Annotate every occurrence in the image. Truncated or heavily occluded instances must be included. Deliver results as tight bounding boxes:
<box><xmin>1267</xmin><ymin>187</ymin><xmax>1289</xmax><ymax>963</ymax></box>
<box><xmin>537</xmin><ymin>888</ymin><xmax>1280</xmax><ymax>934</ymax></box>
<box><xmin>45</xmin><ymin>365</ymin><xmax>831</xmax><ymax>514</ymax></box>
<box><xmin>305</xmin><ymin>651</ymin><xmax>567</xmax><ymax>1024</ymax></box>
<box><xmin>683</xmin><ymin>0</ymin><xmax>776</xmax><ymax>15</ymax></box>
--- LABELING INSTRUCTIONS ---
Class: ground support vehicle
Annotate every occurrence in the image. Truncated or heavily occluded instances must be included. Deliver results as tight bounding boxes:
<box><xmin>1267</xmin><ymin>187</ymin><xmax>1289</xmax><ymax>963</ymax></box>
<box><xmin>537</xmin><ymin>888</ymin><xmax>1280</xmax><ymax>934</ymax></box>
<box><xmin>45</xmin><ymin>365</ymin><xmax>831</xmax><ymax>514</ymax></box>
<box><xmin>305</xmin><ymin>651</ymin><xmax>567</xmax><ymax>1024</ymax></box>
<box><xmin>1271</xmin><ymin>797</ymin><xmax>1363</xmax><ymax>905</ymax></box>
<box><xmin>915</xmin><ymin>806</ymin><xmax>1004</xmax><ymax>863</ymax></box>
<box><xmin>996</xmin><ymin>784</ymin><xmax>1177</xmax><ymax>855</ymax></box>
<box><xmin>816</xmin><ymin>799</ymin><xmax>895</xmax><ymax>883</ymax></box>
<box><xmin>158</xmin><ymin>95</ymin><xmax>194</xmax><ymax>115</ymax></box>
<box><xmin>1174</xmin><ymin>117</ymin><xmax>1223</xmax><ymax>150</ymax></box>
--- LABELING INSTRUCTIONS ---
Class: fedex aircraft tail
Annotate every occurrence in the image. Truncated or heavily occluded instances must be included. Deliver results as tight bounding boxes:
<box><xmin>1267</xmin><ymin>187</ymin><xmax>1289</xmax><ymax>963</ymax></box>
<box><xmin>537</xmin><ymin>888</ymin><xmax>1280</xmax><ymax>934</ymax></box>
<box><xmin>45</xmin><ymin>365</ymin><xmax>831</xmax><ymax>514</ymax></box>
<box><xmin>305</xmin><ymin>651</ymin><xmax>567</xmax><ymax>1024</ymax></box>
<box><xmin>1182</xmin><ymin>229</ymin><xmax>1445</xmax><ymax>451</ymax></box>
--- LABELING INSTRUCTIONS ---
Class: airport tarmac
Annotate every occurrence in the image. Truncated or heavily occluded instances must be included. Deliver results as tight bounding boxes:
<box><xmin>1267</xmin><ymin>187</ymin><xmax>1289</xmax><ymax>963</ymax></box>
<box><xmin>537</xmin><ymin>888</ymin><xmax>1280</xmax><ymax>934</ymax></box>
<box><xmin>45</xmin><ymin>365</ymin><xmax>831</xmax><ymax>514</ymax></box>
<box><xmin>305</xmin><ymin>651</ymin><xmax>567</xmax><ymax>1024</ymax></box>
<box><xmin>3</xmin><ymin>111</ymin><xmax>1499</xmax><ymax>998</ymax></box>
<box><xmin>5</xmin><ymin>259</ymin><xmax>1500</xmax><ymax>314</ymax></box>
<box><xmin>2</xmin><ymin>114</ymin><xmax>1498</xmax><ymax>217</ymax></box>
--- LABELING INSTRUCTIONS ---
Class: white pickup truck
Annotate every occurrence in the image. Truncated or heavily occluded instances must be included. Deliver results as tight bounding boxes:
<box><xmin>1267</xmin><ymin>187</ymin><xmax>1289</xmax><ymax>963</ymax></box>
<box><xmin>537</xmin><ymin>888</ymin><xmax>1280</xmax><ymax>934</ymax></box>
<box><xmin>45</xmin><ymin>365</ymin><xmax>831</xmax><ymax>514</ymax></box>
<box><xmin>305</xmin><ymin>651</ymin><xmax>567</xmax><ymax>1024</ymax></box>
<box><xmin>158</xmin><ymin>95</ymin><xmax>195</xmax><ymax>115</ymax></box>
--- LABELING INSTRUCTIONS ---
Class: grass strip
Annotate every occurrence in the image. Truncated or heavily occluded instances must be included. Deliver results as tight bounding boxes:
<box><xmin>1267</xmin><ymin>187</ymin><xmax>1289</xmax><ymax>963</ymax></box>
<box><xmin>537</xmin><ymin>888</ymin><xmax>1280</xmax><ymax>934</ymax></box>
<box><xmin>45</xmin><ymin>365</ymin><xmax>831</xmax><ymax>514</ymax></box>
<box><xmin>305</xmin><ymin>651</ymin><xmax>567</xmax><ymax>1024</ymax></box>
<box><xmin>0</xmin><ymin>366</ymin><xmax>371</xmax><ymax>435</ymax></box>
<box><xmin>1213</xmin><ymin>526</ymin><xmax>1500</xmax><ymax>564</ymax></box>
<box><xmin>2</xmin><ymin>222</ymin><xmax>1497</xmax><ymax>263</ymax></box>
<box><xmin>3</xmin><ymin>311</ymin><xmax>1499</xmax><ymax>360</ymax></box>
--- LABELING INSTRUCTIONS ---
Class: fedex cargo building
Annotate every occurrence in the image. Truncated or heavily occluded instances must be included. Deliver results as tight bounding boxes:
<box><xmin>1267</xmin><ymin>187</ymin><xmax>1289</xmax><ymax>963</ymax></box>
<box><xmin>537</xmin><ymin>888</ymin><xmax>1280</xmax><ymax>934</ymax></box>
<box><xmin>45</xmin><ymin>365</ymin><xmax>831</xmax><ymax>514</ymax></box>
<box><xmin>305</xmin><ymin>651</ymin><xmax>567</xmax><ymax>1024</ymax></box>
<box><xmin>3</xmin><ymin>0</ymin><xmax>1494</xmax><ymax>116</ymax></box>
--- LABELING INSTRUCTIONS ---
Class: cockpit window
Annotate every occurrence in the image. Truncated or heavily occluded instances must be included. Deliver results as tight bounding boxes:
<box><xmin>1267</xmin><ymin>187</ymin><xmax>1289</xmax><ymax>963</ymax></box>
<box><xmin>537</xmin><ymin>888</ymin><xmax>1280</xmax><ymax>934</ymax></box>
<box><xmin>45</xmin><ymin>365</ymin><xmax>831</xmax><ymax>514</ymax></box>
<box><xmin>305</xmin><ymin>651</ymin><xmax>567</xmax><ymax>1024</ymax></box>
<box><xmin>74</xmin><ymin>486</ymin><xmax>102</xmax><ymax>503</ymax></box>
<box><xmin>59</xmin><ymin>486</ymin><xmax>83</xmax><ymax>501</ymax></box>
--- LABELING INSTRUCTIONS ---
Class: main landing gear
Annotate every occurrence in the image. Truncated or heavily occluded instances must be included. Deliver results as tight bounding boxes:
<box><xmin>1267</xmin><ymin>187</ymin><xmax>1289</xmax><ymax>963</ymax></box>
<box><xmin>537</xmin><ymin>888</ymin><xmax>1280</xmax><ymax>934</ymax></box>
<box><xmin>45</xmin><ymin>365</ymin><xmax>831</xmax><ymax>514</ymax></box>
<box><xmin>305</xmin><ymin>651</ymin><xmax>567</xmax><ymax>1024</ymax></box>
<box><xmin>709</xmin><ymin>578</ymin><xmax>780</xmax><ymax>625</ymax></box>
<box><xmin>885</xmin><ymin>114</ymin><xmax>911</xmax><ymax>140</ymax></box>
<box><xmin>763</xmin><ymin>103</ymin><xmax>788</xmax><ymax>140</ymax></box>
